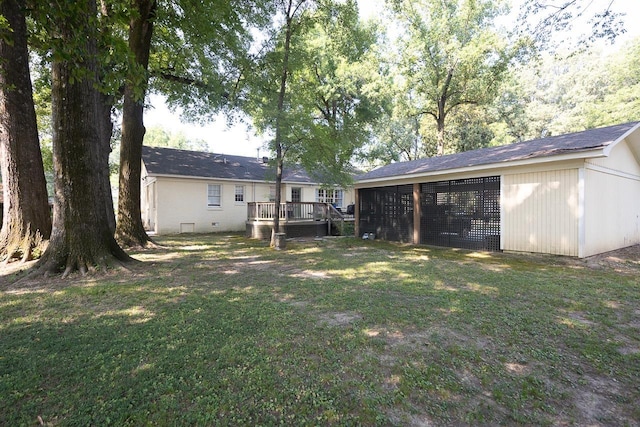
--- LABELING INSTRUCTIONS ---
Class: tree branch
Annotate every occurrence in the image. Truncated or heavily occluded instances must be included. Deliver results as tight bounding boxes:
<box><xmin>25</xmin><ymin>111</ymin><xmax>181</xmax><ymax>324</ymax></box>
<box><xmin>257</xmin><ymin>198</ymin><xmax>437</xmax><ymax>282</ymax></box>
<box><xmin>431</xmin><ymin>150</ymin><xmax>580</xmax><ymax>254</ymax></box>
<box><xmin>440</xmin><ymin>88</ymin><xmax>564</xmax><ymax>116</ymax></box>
<box><xmin>151</xmin><ymin>70</ymin><xmax>229</xmax><ymax>99</ymax></box>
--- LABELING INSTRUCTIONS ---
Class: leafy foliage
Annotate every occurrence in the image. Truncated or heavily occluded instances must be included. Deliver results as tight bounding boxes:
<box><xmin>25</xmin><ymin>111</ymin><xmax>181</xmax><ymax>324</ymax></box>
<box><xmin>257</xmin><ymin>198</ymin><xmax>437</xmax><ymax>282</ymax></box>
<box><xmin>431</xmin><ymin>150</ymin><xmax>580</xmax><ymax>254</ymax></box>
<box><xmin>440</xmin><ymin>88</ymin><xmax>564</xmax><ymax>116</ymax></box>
<box><xmin>383</xmin><ymin>0</ymin><xmax>528</xmax><ymax>157</ymax></box>
<box><xmin>516</xmin><ymin>0</ymin><xmax>627</xmax><ymax>50</ymax></box>
<box><xmin>149</xmin><ymin>0</ymin><xmax>270</xmax><ymax>122</ymax></box>
<box><xmin>245</xmin><ymin>0</ymin><xmax>387</xmax><ymax>186</ymax></box>
<box><xmin>491</xmin><ymin>37</ymin><xmax>640</xmax><ymax>142</ymax></box>
<box><xmin>143</xmin><ymin>126</ymin><xmax>209</xmax><ymax>151</ymax></box>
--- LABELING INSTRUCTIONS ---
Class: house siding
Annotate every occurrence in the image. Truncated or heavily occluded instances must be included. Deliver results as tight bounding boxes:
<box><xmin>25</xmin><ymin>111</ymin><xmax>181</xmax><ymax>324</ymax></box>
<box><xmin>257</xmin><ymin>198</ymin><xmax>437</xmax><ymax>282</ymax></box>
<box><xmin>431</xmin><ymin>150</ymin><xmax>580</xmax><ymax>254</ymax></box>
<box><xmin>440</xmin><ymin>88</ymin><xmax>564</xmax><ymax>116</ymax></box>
<box><xmin>502</xmin><ymin>169</ymin><xmax>580</xmax><ymax>256</ymax></box>
<box><xmin>152</xmin><ymin>178</ymin><xmax>252</xmax><ymax>234</ymax></box>
<box><xmin>143</xmin><ymin>175</ymin><xmax>355</xmax><ymax>235</ymax></box>
<box><xmin>583</xmin><ymin>140</ymin><xmax>640</xmax><ymax>256</ymax></box>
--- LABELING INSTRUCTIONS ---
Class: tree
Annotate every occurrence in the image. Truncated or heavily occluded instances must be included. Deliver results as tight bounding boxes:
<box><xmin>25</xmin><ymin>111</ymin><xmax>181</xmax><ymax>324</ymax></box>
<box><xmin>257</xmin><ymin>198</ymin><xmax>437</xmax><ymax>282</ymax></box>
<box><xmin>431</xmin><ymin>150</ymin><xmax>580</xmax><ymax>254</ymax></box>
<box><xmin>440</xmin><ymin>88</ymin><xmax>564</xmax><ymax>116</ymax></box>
<box><xmin>486</xmin><ymin>70</ymin><xmax>532</xmax><ymax>145</ymax></box>
<box><xmin>474</xmin><ymin>36</ymin><xmax>640</xmax><ymax>148</ymax></box>
<box><xmin>115</xmin><ymin>0</ymin><xmax>265</xmax><ymax>247</ymax></box>
<box><xmin>446</xmin><ymin>106</ymin><xmax>495</xmax><ymax>152</ymax></box>
<box><xmin>0</xmin><ymin>0</ymin><xmax>52</xmax><ymax>262</ymax></box>
<box><xmin>517</xmin><ymin>0</ymin><xmax>627</xmax><ymax>50</ymax></box>
<box><xmin>580</xmin><ymin>38</ymin><xmax>640</xmax><ymax>127</ymax></box>
<box><xmin>290</xmin><ymin>0</ymin><xmax>387</xmax><ymax>183</ymax></box>
<box><xmin>245</xmin><ymin>0</ymin><xmax>385</xmax><ymax>242</ymax></box>
<box><xmin>481</xmin><ymin>6</ymin><xmax>639</xmax><ymax>145</ymax></box>
<box><xmin>246</xmin><ymin>0</ymin><xmax>311</xmax><ymax>243</ymax></box>
<box><xmin>143</xmin><ymin>126</ymin><xmax>208</xmax><ymax>151</ymax></box>
<box><xmin>33</xmin><ymin>0</ymin><xmax>131</xmax><ymax>276</ymax></box>
<box><xmin>375</xmin><ymin>92</ymin><xmax>423</xmax><ymax>163</ymax></box>
<box><xmin>116</xmin><ymin>0</ymin><xmax>157</xmax><ymax>248</ymax></box>
<box><xmin>389</xmin><ymin>0</ymin><xmax>524</xmax><ymax>156</ymax></box>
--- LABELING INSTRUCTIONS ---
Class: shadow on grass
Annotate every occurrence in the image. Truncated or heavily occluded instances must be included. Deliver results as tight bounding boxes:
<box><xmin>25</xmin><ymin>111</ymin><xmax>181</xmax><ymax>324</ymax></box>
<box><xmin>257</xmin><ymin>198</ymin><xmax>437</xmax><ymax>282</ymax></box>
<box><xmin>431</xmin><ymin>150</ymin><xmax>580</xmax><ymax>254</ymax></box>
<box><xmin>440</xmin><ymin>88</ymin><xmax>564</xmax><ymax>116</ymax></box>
<box><xmin>1</xmin><ymin>233</ymin><xmax>639</xmax><ymax>425</ymax></box>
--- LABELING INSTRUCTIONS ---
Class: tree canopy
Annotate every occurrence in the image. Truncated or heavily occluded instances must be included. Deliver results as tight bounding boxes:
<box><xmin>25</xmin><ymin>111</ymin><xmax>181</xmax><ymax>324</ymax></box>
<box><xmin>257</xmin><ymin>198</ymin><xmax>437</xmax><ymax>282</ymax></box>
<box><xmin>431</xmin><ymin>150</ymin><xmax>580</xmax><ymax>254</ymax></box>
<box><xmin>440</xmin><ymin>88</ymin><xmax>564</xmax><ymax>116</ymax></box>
<box><xmin>386</xmin><ymin>0</ymin><xmax>528</xmax><ymax>157</ymax></box>
<box><xmin>489</xmin><ymin>37</ymin><xmax>640</xmax><ymax>143</ymax></box>
<box><xmin>245</xmin><ymin>0</ymin><xmax>387</xmax><ymax>185</ymax></box>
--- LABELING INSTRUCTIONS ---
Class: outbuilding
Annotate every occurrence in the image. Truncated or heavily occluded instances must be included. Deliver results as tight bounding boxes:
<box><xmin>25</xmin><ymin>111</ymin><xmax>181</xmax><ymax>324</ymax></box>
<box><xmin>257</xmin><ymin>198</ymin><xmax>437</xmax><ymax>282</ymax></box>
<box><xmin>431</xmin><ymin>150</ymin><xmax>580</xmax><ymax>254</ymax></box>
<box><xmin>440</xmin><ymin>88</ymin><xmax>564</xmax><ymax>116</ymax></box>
<box><xmin>355</xmin><ymin>122</ymin><xmax>640</xmax><ymax>257</ymax></box>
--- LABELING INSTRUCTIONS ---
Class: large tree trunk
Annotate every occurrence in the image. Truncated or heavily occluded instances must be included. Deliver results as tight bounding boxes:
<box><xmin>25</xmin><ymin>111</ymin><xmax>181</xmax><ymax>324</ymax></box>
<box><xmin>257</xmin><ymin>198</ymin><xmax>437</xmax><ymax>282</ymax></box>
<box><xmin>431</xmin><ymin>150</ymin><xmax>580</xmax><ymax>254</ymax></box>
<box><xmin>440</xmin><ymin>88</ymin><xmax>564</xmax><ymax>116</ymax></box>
<box><xmin>0</xmin><ymin>0</ymin><xmax>52</xmax><ymax>262</ymax></box>
<box><xmin>97</xmin><ymin>92</ymin><xmax>117</xmax><ymax>234</ymax></box>
<box><xmin>116</xmin><ymin>0</ymin><xmax>157</xmax><ymax>248</ymax></box>
<box><xmin>95</xmin><ymin>2</ymin><xmax>117</xmax><ymax>235</ymax></box>
<box><xmin>33</xmin><ymin>0</ymin><xmax>132</xmax><ymax>277</ymax></box>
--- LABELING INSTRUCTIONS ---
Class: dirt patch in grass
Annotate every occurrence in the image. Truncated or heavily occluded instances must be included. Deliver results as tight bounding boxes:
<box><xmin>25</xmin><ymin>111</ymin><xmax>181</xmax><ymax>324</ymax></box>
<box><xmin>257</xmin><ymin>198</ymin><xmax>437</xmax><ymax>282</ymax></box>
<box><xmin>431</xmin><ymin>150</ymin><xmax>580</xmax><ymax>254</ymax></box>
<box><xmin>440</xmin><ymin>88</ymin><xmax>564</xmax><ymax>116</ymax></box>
<box><xmin>583</xmin><ymin>244</ymin><xmax>640</xmax><ymax>273</ymax></box>
<box><xmin>567</xmin><ymin>374</ymin><xmax>629</xmax><ymax>425</ymax></box>
<box><xmin>318</xmin><ymin>311</ymin><xmax>362</xmax><ymax>326</ymax></box>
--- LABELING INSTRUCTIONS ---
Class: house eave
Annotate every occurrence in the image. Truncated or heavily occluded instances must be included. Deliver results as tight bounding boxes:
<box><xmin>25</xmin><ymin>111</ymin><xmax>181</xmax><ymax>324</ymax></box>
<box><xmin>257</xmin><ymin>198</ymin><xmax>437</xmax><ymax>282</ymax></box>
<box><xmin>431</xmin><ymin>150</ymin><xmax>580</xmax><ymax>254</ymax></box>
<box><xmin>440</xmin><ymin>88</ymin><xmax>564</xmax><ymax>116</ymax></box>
<box><xmin>604</xmin><ymin>122</ymin><xmax>640</xmax><ymax>165</ymax></box>
<box><xmin>143</xmin><ymin>172</ymin><xmax>321</xmax><ymax>186</ymax></box>
<box><xmin>602</xmin><ymin>122</ymin><xmax>640</xmax><ymax>157</ymax></box>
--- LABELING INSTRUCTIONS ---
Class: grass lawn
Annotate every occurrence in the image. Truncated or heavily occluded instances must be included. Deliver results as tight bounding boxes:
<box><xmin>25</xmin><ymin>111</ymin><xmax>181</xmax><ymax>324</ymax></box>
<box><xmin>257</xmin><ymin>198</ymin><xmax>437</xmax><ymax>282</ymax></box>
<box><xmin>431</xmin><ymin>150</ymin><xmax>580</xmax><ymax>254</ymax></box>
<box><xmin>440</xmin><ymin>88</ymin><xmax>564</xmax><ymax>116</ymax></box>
<box><xmin>1</xmin><ymin>234</ymin><xmax>639</xmax><ymax>426</ymax></box>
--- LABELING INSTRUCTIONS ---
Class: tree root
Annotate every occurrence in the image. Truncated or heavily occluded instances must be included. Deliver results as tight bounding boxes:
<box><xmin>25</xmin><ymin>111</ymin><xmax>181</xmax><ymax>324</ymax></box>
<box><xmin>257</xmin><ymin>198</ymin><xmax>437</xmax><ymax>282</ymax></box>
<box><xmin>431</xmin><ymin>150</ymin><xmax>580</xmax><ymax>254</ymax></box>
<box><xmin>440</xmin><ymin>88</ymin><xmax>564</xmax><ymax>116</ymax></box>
<box><xmin>115</xmin><ymin>230</ymin><xmax>157</xmax><ymax>249</ymax></box>
<box><xmin>18</xmin><ymin>247</ymin><xmax>137</xmax><ymax>282</ymax></box>
<box><xmin>0</xmin><ymin>227</ymin><xmax>48</xmax><ymax>264</ymax></box>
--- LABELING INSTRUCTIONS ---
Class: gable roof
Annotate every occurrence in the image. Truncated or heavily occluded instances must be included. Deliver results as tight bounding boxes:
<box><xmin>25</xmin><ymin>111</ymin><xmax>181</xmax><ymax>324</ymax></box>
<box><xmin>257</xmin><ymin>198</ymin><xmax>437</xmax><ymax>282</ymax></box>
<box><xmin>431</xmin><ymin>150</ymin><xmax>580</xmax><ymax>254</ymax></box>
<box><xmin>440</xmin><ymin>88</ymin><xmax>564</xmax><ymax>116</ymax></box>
<box><xmin>141</xmin><ymin>146</ymin><xmax>316</xmax><ymax>183</ymax></box>
<box><xmin>357</xmin><ymin>122</ymin><xmax>640</xmax><ymax>182</ymax></box>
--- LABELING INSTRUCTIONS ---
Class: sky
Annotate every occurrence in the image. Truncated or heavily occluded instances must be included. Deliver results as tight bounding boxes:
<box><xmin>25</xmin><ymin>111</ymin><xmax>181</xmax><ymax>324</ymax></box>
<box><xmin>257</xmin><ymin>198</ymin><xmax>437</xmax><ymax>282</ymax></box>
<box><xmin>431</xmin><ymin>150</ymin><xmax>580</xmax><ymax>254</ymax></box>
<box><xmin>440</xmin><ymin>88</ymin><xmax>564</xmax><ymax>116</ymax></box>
<box><xmin>143</xmin><ymin>0</ymin><xmax>640</xmax><ymax>158</ymax></box>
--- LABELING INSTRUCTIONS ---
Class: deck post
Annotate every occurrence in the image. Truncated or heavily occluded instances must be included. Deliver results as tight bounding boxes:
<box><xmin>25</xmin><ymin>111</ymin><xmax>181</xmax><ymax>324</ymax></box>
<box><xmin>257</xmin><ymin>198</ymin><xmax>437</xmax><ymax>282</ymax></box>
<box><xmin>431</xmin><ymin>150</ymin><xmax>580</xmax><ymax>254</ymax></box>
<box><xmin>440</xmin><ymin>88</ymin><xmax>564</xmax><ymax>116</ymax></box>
<box><xmin>413</xmin><ymin>183</ymin><xmax>420</xmax><ymax>244</ymax></box>
<box><xmin>354</xmin><ymin>189</ymin><xmax>359</xmax><ymax>238</ymax></box>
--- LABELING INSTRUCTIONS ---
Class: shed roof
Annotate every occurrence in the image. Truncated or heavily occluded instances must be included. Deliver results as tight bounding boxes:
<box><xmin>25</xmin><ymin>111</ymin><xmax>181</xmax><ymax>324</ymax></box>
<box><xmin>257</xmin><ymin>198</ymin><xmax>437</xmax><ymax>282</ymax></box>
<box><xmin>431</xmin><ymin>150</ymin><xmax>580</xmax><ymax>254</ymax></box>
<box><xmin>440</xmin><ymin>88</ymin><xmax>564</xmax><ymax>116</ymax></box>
<box><xmin>357</xmin><ymin>122</ymin><xmax>640</xmax><ymax>182</ymax></box>
<box><xmin>141</xmin><ymin>146</ymin><xmax>315</xmax><ymax>183</ymax></box>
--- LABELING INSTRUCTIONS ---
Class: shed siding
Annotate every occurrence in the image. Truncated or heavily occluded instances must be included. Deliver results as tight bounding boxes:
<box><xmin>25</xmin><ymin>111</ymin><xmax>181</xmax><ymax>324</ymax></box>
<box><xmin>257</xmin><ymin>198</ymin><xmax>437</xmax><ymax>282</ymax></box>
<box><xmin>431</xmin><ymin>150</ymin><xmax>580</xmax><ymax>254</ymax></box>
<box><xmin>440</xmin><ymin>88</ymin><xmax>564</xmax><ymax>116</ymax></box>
<box><xmin>589</xmin><ymin>139</ymin><xmax>640</xmax><ymax>175</ymax></box>
<box><xmin>502</xmin><ymin>169</ymin><xmax>580</xmax><ymax>256</ymax></box>
<box><xmin>583</xmin><ymin>141</ymin><xmax>640</xmax><ymax>256</ymax></box>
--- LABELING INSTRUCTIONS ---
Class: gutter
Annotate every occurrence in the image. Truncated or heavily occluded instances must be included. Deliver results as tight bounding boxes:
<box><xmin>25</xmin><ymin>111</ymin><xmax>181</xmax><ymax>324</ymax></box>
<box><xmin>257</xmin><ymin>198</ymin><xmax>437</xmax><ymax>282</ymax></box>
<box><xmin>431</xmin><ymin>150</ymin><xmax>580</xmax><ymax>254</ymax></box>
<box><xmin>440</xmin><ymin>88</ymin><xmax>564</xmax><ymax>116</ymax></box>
<box><xmin>355</xmin><ymin>148</ymin><xmax>608</xmax><ymax>187</ymax></box>
<box><xmin>144</xmin><ymin>173</ymin><xmax>320</xmax><ymax>186</ymax></box>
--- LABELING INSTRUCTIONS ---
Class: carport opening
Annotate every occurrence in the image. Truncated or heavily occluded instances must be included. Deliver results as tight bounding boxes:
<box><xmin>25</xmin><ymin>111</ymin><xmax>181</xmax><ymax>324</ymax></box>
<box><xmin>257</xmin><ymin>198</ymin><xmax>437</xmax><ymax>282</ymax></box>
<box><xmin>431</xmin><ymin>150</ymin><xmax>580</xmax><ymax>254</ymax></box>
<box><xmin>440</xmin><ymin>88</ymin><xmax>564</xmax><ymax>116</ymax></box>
<box><xmin>421</xmin><ymin>176</ymin><xmax>500</xmax><ymax>251</ymax></box>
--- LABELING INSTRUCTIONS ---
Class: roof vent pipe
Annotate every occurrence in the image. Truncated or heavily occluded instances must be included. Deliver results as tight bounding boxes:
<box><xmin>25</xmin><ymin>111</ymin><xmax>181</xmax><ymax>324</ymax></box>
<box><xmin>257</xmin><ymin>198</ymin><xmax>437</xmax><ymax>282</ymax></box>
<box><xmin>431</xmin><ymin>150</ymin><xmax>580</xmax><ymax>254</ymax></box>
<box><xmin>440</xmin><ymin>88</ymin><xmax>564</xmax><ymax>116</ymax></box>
<box><xmin>262</xmin><ymin>156</ymin><xmax>269</xmax><ymax>164</ymax></box>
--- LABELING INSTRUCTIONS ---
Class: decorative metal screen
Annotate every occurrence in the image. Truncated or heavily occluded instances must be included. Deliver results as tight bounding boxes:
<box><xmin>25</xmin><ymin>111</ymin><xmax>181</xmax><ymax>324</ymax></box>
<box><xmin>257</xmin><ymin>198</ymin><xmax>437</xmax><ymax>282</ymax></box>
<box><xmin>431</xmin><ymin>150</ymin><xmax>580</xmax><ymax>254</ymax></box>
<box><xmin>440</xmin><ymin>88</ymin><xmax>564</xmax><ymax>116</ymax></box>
<box><xmin>359</xmin><ymin>185</ymin><xmax>414</xmax><ymax>242</ymax></box>
<box><xmin>420</xmin><ymin>177</ymin><xmax>500</xmax><ymax>251</ymax></box>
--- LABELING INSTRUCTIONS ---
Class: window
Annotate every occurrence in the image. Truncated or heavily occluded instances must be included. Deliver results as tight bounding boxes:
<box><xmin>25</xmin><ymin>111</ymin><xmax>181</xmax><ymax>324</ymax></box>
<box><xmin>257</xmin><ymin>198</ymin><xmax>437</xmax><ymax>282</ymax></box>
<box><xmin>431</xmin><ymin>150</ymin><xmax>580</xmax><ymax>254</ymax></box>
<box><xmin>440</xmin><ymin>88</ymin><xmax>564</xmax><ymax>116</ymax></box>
<box><xmin>235</xmin><ymin>185</ymin><xmax>244</xmax><ymax>203</ymax></box>
<box><xmin>316</xmin><ymin>189</ymin><xmax>325</xmax><ymax>203</ymax></box>
<box><xmin>207</xmin><ymin>184</ymin><xmax>221</xmax><ymax>207</ymax></box>
<box><xmin>316</xmin><ymin>188</ymin><xmax>344</xmax><ymax>207</ymax></box>
<box><xmin>291</xmin><ymin>187</ymin><xmax>301</xmax><ymax>203</ymax></box>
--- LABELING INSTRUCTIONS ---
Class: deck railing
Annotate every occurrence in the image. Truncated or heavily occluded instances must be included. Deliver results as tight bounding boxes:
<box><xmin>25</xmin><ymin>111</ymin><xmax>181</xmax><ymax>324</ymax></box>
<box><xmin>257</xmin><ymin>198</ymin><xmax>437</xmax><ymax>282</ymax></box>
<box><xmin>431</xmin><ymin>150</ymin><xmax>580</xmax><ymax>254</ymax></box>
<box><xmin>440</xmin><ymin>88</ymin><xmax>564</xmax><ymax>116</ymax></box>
<box><xmin>248</xmin><ymin>202</ymin><xmax>336</xmax><ymax>222</ymax></box>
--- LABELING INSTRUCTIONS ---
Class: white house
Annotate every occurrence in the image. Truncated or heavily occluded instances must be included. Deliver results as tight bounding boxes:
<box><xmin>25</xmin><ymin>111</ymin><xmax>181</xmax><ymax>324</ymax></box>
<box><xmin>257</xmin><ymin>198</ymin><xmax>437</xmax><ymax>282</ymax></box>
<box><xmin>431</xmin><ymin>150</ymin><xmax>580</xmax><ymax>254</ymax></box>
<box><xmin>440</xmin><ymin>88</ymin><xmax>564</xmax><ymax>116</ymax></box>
<box><xmin>141</xmin><ymin>146</ymin><xmax>355</xmax><ymax>235</ymax></box>
<box><xmin>355</xmin><ymin>122</ymin><xmax>640</xmax><ymax>258</ymax></box>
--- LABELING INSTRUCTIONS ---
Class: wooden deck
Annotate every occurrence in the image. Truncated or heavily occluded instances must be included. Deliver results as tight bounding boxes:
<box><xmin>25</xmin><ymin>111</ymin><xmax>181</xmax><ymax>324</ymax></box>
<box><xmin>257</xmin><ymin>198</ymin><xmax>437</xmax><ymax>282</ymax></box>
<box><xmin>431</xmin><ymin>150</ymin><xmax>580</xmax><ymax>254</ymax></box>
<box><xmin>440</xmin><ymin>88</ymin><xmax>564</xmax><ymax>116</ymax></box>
<box><xmin>246</xmin><ymin>202</ymin><xmax>353</xmax><ymax>239</ymax></box>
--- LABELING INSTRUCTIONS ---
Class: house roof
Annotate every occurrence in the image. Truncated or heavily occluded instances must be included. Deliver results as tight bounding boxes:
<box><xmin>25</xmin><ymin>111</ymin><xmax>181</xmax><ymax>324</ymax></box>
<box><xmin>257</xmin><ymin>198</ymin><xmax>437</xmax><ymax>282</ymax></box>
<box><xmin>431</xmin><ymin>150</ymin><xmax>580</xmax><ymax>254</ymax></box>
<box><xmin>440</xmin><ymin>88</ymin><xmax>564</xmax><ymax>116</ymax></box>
<box><xmin>357</xmin><ymin>122</ymin><xmax>640</xmax><ymax>182</ymax></box>
<box><xmin>141</xmin><ymin>146</ymin><xmax>316</xmax><ymax>183</ymax></box>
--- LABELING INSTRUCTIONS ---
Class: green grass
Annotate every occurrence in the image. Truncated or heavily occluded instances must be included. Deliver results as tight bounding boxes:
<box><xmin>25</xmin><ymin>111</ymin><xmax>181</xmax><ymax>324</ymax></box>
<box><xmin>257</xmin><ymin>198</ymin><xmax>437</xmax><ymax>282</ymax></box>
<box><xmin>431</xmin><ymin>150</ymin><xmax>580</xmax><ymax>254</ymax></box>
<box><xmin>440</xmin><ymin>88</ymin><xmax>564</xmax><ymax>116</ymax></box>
<box><xmin>1</xmin><ymin>234</ymin><xmax>639</xmax><ymax>425</ymax></box>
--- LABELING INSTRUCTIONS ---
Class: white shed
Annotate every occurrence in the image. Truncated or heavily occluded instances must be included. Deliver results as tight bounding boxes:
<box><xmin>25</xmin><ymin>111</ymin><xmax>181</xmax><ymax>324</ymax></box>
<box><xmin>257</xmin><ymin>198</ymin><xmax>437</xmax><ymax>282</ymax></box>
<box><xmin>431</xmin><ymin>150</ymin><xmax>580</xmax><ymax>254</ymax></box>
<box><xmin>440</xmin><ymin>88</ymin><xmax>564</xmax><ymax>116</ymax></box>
<box><xmin>355</xmin><ymin>122</ymin><xmax>640</xmax><ymax>257</ymax></box>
